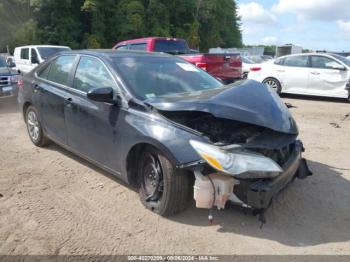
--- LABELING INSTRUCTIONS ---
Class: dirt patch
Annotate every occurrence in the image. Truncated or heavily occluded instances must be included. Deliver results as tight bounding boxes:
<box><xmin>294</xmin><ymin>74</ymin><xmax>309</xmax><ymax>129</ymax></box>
<box><xmin>0</xmin><ymin>95</ymin><xmax>349</xmax><ymax>255</ymax></box>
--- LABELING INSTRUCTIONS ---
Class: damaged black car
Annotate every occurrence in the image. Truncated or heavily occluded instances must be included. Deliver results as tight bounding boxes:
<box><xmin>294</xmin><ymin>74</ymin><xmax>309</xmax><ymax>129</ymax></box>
<box><xmin>18</xmin><ymin>50</ymin><xmax>312</xmax><ymax>219</ymax></box>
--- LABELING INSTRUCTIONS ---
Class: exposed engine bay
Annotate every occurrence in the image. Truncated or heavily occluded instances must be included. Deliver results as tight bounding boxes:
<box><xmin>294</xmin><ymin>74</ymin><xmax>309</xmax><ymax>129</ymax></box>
<box><xmin>160</xmin><ymin>110</ymin><xmax>265</xmax><ymax>145</ymax></box>
<box><xmin>158</xmin><ymin>109</ymin><xmax>312</xmax><ymax>224</ymax></box>
<box><xmin>159</xmin><ymin>110</ymin><xmax>296</xmax><ymax>167</ymax></box>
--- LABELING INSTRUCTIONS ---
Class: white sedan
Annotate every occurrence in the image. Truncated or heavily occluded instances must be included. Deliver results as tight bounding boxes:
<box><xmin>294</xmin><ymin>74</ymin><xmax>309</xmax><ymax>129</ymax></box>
<box><xmin>248</xmin><ymin>53</ymin><xmax>350</xmax><ymax>101</ymax></box>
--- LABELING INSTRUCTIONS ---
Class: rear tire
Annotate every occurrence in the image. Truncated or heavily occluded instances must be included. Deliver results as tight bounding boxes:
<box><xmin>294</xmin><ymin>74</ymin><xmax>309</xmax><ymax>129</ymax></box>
<box><xmin>139</xmin><ymin>146</ymin><xmax>190</xmax><ymax>216</ymax></box>
<box><xmin>263</xmin><ymin>78</ymin><xmax>282</xmax><ymax>94</ymax></box>
<box><xmin>25</xmin><ymin>105</ymin><xmax>49</xmax><ymax>147</ymax></box>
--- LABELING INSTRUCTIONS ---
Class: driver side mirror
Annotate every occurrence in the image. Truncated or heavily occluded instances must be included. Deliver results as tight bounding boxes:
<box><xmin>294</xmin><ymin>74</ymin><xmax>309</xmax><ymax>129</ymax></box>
<box><xmin>87</xmin><ymin>87</ymin><xmax>119</xmax><ymax>104</ymax></box>
<box><xmin>330</xmin><ymin>64</ymin><xmax>346</xmax><ymax>71</ymax></box>
<box><xmin>8</xmin><ymin>62</ymin><xmax>16</xmax><ymax>68</ymax></box>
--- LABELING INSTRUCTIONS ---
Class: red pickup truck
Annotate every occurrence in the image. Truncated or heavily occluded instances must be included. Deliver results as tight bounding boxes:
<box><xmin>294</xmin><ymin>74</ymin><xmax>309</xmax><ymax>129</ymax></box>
<box><xmin>113</xmin><ymin>37</ymin><xmax>242</xmax><ymax>83</ymax></box>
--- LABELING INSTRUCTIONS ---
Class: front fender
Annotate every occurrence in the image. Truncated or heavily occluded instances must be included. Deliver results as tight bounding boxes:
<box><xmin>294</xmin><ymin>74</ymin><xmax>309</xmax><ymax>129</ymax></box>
<box><xmin>118</xmin><ymin>109</ymin><xmax>208</xmax><ymax>179</ymax></box>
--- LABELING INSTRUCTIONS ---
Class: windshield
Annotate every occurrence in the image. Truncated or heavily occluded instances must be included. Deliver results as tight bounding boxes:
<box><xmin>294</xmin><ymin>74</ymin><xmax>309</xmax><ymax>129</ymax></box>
<box><xmin>154</xmin><ymin>40</ymin><xmax>189</xmax><ymax>54</ymax></box>
<box><xmin>242</xmin><ymin>57</ymin><xmax>255</xmax><ymax>64</ymax></box>
<box><xmin>329</xmin><ymin>54</ymin><xmax>350</xmax><ymax>67</ymax></box>
<box><xmin>0</xmin><ymin>58</ymin><xmax>6</xmax><ymax>68</ymax></box>
<box><xmin>111</xmin><ymin>55</ymin><xmax>222</xmax><ymax>100</ymax></box>
<box><xmin>37</xmin><ymin>47</ymin><xmax>70</xmax><ymax>60</ymax></box>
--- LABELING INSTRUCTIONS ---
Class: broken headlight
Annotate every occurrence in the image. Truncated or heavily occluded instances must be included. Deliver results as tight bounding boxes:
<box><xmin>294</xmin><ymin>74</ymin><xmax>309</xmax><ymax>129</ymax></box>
<box><xmin>190</xmin><ymin>140</ymin><xmax>283</xmax><ymax>178</ymax></box>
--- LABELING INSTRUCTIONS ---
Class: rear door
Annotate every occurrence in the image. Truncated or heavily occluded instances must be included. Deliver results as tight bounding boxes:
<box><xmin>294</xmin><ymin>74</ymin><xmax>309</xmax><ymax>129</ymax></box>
<box><xmin>308</xmin><ymin>55</ymin><xmax>348</xmax><ymax>97</ymax></box>
<box><xmin>64</xmin><ymin>55</ymin><xmax>122</xmax><ymax>170</ymax></box>
<box><xmin>35</xmin><ymin>55</ymin><xmax>77</xmax><ymax>144</ymax></box>
<box><xmin>276</xmin><ymin>55</ymin><xmax>310</xmax><ymax>94</ymax></box>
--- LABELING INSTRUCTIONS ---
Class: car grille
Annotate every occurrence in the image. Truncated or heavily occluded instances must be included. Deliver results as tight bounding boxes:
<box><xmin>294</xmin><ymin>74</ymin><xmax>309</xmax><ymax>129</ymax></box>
<box><xmin>0</xmin><ymin>76</ymin><xmax>10</xmax><ymax>87</ymax></box>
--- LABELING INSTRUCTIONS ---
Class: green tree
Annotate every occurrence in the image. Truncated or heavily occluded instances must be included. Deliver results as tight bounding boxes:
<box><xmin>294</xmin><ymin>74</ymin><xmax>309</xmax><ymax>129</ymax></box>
<box><xmin>0</xmin><ymin>0</ymin><xmax>242</xmax><ymax>53</ymax></box>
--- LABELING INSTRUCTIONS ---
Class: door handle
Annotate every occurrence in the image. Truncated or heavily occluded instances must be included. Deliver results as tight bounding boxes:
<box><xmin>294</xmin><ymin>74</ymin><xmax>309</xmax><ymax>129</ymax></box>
<box><xmin>33</xmin><ymin>84</ymin><xmax>41</xmax><ymax>93</ymax></box>
<box><xmin>311</xmin><ymin>71</ymin><xmax>320</xmax><ymax>75</ymax></box>
<box><xmin>277</xmin><ymin>70</ymin><xmax>285</xmax><ymax>73</ymax></box>
<box><xmin>65</xmin><ymin>97</ymin><xmax>73</xmax><ymax>106</ymax></box>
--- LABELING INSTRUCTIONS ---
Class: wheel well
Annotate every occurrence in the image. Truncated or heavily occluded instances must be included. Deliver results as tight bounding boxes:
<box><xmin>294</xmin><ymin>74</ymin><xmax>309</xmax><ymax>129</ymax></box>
<box><xmin>22</xmin><ymin>102</ymin><xmax>32</xmax><ymax>119</ymax></box>
<box><xmin>126</xmin><ymin>143</ymin><xmax>157</xmax><ymax>187</ymax></box>
<box><xmin>263</xmin><ymin>77</ymin><xmax>281</xmax><ymax>86</ymax></box>
<box><xmin>126</xmin><ymin>143</ymin><xmax>188</xmax><ymax>187</ymax></box>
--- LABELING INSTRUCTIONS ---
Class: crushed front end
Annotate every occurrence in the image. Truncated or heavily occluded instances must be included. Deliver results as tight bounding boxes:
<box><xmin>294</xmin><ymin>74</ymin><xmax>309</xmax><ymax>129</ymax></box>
<box><xmin>164</xmin><ymin>112</ymin><xmax>312</xmax><ymax>215</ymax></box>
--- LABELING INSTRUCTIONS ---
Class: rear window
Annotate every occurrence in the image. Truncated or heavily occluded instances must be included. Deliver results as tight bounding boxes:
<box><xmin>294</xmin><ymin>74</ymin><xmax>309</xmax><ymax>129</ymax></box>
<box><xmin>37</xmin><ymin>47</ymin><xmax>70</xmax><ymax>60</ymax></box>
<box><xmin>129</xmin><ymin>43</ymin><xmax>147</xmax><ymax>51</ymax></box>
<box><xmin>20</xmin><ymin>48</ymin><xmax>29</xmax><ymax>60</ymax></box>
<box><xmin>115</xmin><ymin>45</ymin><xmax>128</xmax><ymax>50</ymax></box>
<box><xmin>47</xmin><ymin>55</ymin><xmax>76</xmax><ymax>86</ymax></box>
<box><xmin>283</xmin><ymin>56</ymin><xmax>309</xmax><ymax>67</ymax></box>
<box><xmin>154</xmin><ymin>40</ymin><xmax>189</xmax><ymax>54</ymax></box>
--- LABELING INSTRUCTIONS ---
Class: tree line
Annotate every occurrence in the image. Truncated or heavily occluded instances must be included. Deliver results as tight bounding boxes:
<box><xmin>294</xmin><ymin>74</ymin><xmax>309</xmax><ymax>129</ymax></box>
<box><xmin>0</xmin><ymin>0</ymin><xmax>242</xmax><ymax>53</ymax></box>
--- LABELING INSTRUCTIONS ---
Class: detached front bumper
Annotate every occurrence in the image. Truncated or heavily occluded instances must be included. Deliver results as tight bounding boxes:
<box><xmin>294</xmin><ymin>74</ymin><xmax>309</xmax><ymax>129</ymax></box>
<box><xmin>235</xmin><ymin>141</ymin><xmax>311</xmax><ymax>209</ymax></box>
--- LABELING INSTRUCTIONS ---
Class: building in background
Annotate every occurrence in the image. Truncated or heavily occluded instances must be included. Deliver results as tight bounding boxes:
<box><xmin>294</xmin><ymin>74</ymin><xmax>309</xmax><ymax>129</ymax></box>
<box><xmin>276</xmin><ymin>44</ymin><xmax>303</xmax><ymax>57</ymax></box>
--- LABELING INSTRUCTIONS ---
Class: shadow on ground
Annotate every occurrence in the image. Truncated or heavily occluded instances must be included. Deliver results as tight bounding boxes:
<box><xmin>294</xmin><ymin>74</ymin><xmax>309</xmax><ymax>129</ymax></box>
<box><xmin>45</xmin><ymin>142</ymin><xmax>136</xmax><ymax>192</ymax></box>
<box><xmin>281</xmin><ymin>93</ymin><xmax>349</xmax><ymax>104</ymax></box>
<box><xmin>45</xmin><ymin>140</ymin><xmax>350</xmax><ymax>247</ymax></box>
<box><xmin>170</xmin><ymin>160</ymin><xmax>350</xmax><ymax>247</ymax></box>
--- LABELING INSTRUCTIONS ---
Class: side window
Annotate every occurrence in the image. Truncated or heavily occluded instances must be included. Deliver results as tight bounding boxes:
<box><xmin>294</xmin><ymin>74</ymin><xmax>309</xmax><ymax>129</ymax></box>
<box><xmin>129</xmin><ymin>43</ymin><xmax>147</xmax><ymax>51</ymax></box>
<box><xmin>31</xmin><ymin>48</ymin><xmax>39</xmax><ymax>64</ymax></box>
<box><xmin>115</xmin><ymin>45</ymin><xmax>128</xmax><ymax>50</ymax></box>
<box><xmin>311</xmin><ymin>56</ymin><xmax>342</xmax><ymax>69</ymax></box>
<box><xmin>47</xmin><ymin>55</ymin><xmax>76</xmax><ymax>86</ymax></box>
<box><xmin>20</xmin><ymin>48</ymin><xmax>29</xmax><ymax>60</ymax></box>
<box><xmin>38</xmin><ymin>64</ymin><xmax>51</xmax><ymax>79</ymax></box>
<box><xmin>73</xmin><ymin>56</ymin><xmax>115</xmax><ymax>93</ymax></box>
<box><xmin>283</xmin><ymin>56</ymin><xmax>309</xmax><ymax>67</ymax></box>
<box><xmin>274</xmin><ymin>58</ymin><xmax>284</xmax><ymax>65</ymax></box>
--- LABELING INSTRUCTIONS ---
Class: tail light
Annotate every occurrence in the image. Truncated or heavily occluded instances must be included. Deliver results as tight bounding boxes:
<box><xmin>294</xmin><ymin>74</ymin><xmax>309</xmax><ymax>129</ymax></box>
<box><xmin>195</xmin><ymin>62</ymin><xmax>208</xmax><ymax>71</ymax></box>
<box><xmin>250</xmin><ymin>67</ymin><xmax>261</xmax><ymax>72</ymax></box>
<box><xmin>17</xmin><ymin>79</ymin><xmax>24</xmax><ymax>89</ymax></box>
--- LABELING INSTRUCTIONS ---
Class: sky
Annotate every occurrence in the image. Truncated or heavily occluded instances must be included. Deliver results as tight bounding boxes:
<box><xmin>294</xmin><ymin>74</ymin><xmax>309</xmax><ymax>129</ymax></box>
<box><xmin>237</xmin><ymin>0</ymin><xmax>350</xmax><ymax>51</ymax></box>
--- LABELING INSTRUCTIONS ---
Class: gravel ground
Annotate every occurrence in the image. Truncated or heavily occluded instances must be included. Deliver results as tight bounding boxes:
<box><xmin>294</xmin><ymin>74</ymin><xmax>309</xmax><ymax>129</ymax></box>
<box><xmin>0</xmin><ymin>95</ymin><xmax>349</xmax><ymax>255</ymax></box>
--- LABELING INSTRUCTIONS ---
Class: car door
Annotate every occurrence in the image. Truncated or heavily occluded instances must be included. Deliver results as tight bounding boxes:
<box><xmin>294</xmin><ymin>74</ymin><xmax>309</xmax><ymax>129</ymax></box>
<box><xmin>308</xmin><ymin>55</ymin><xmax>349</xmax><ymax>97</ymax></box>
<box><xmin>35</xmin><ymin>55</ymin><xmax>77</xmax><ymax>145</ymax></box>
<box><xmin>19</xmin><ymin>48</ymin><xmax>31</xmax><ymax>73</ymax></box>
<box><xmin>277</xmin><ymin>55</ymin><xmax>310</xmax><ymax>94</ymax></box>
<box><xmin>64</xmin><ymin>55</ymin><xmax>123</xmax><ymax>171</ymax></box>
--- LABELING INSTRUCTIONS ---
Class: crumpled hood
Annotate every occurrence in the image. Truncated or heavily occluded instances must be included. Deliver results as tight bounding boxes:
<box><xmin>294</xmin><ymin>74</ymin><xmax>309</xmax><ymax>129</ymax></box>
<box><xmin>145</xmin><ymin>80</ymin><xmax>298</xmax><ymax>135</ymax></box>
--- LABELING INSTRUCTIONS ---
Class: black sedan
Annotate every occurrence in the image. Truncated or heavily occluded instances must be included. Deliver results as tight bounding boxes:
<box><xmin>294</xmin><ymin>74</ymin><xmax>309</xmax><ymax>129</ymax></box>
<box><xmin>18</xmin><ymin>50</ymin><xmax>311</xmax><ymax>217</ymax></box>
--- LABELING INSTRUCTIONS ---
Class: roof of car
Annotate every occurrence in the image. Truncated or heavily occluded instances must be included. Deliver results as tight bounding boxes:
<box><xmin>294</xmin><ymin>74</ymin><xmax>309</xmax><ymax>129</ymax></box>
<box><xmin>279</xmin><ymin>52</ymin><xmax>339</xmax><ymax>58</ymax></box>
<box><xmin>59</xmin><ymin>49</ymin><xmax>172</xmax><ymax>58</ymax></box>
<box><xmin>15</xmin><ymin>45</ymin><xmax>70</xmax><ymax>49</ymax></box>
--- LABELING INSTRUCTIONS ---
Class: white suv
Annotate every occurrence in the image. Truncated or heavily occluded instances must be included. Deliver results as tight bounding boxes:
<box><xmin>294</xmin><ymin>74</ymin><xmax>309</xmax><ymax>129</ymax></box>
<box><xmin>13</xmin><ymin>45</ymin><xmax>71</xmax><ymax>74</ymax></box>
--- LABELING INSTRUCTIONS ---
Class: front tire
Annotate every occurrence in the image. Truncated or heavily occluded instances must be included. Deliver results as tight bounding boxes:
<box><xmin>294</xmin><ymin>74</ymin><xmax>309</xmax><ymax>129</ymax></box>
<box><xmin>139</xmin><ymin>146</ymin><xmax>190</xmax><ymax>216</ymax></box>
<box><xmin>263</xmin><ymin>77</ymin><xmax>282</xmax><ymax>94</ymax></box>
<box><xmin>25</xmin><ymin>105</ymin><xmax>48</xmax><ymax>147</ymax></box>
